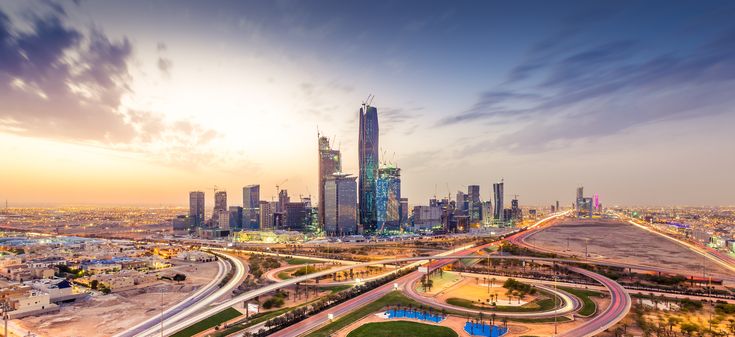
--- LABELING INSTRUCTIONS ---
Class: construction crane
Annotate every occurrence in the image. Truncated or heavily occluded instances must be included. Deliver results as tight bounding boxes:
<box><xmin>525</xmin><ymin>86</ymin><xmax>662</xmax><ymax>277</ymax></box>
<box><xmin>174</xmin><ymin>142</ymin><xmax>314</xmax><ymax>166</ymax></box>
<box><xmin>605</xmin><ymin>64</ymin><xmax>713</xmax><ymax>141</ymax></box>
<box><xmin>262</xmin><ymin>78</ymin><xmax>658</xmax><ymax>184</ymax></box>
<box><xmin>275</xmin><ymin>179</ymin><xmax>288</xmax><ymax>198</ymax></box>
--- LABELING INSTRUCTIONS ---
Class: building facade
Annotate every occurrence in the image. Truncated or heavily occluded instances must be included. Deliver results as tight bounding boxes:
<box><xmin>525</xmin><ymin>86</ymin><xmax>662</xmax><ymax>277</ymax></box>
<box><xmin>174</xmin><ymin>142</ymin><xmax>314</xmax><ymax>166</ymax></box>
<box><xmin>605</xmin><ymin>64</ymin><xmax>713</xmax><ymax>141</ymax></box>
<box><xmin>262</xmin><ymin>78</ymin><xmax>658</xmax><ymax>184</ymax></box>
<box><xmin>492</xmin><ymin>181</ymin><xmax>504</xmax><ymax>223</ymax></box>
<box><xmin>324</xmin><ymin>173</ymin><xmax>357</xmax><ymax>236</ymax></box>
<box><xmin>242</xmin><ymin>185</ymin><xmax>260</xmax><ymax>230</ymax></box>
<box><xmin>376</xmin><ymin>166</ymin><xmax>401</xmax><ymax>232</ymax></box>
<box><xmin>358</xmin><ymin>104</ymin><xmax>379</xmax><ymax>233</ymax></box>
<box><xmin>318</xmin><ymin>134</ymin><xmax>341</xmax><ymax>228</ymax></box>
<box><xmin>188</xmin><ymin>191</ymin><xmax>205</xmax><ymax>227</ymax></box>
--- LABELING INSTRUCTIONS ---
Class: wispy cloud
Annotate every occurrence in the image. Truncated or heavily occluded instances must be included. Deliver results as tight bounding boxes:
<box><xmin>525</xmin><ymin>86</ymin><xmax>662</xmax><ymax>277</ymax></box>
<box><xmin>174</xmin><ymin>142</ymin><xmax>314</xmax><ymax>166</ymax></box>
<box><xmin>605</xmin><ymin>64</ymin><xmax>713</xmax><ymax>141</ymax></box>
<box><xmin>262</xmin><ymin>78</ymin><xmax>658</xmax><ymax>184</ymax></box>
<box><xmin>0</xmin><ymin>5</ymin><xmax>220</xmax><ymax>168</ymax></box>
<box><xmin>443</xmin><ymin>16</ymin><xmax>735</xmax><ymax>154</ymax></box>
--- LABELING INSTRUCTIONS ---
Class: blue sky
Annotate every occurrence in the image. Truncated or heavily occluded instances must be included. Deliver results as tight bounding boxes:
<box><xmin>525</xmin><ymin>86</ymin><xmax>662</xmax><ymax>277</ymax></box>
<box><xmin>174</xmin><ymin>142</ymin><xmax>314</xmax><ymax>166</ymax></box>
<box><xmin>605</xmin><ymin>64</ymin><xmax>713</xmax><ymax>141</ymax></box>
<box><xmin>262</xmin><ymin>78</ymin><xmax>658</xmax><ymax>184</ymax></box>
<box><xmin>0</xmin><ymin>0</ymin><xmax>734</xmax><ymax>206</ymax></box>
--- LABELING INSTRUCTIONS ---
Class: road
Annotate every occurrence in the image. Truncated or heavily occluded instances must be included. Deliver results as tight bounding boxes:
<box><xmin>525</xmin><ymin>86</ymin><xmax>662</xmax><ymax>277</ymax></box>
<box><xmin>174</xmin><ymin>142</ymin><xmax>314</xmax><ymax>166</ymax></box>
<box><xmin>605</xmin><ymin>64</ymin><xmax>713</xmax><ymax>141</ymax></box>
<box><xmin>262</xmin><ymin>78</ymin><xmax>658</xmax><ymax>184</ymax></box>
<box><xmin>403</xmin><ymin>271</ymin><xmax>580</xmax><ymax>318</ymax></box>
<box><xmin>162</xmin><ymin>214</ymin><xmax>629</xmax><ymax>337</ymax></box>
<box><xmin>560</xmin><ymin>267</ymin><xmax>631</xmax><ymax>337</ymax></box>
<box><xmin>117</xmin><ymin>251</ymin><xmax>247</xmax><ymax>337</ymax></box>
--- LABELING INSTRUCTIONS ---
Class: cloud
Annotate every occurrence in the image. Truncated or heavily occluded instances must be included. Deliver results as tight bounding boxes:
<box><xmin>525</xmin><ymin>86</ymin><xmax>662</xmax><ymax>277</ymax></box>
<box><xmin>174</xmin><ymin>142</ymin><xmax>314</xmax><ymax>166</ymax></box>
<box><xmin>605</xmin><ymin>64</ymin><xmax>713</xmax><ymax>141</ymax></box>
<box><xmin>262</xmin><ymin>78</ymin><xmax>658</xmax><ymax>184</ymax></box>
<box><xmin>446</xmin><ymin>21</ymin><xmax>735</xmax><ymax>153</ymax></box>
<box><xmin>0</xmin><ymin>5</ymin><xmax>220</xmax><ymax>168</ymax></box>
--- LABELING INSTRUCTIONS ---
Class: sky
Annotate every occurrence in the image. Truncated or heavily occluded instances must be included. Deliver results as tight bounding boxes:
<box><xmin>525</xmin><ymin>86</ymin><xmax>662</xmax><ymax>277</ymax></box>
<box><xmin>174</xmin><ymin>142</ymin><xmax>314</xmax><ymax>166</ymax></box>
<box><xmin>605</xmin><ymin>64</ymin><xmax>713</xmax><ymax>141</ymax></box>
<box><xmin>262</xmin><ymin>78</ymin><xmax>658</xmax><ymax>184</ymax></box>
<box><xmin>0</xmin><ymin>0</ymin><xmax>734</xmax><ymax>207</ymax></box>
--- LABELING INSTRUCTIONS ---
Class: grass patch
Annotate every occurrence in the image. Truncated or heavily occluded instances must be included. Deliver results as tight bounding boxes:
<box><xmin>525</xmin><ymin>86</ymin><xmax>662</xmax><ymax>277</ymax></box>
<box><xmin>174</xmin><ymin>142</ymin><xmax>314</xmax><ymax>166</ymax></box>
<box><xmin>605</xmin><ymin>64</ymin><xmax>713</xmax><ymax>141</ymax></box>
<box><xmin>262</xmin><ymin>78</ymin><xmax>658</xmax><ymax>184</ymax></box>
<box><xmin>323</xmin><ymin>284</ymin><xmax>353</xmax><ymax>293</ymax></box>
<box><xmin>558</xmin><ymin>286</ymin><xmax>602</xmax><ymax>317</ymax></box>
<box><xmin>277</xmin><ymin>271</ymin><xmax>292</xmax><ymax>280</ymax></box>
<box><xmin>346</xmin><ymin>321</ymin><xmax>457</xmax><ymax>337</ymax></box>
<box><xmin>170</xmin><ymin>307</ymin><xmax>242</xmax><ymax>337</ymax></box>
<box><xmin>307</xmin><ymin>291</ymin><xmax>428</xmax><ymax>337</ymax></box>
<box><xmin>446</xmin><ymin>297</ymin><xmax>556</xmax><ymax>312</ymax></box>
<box><xmin>286</xmin><ymin>258</ymin><xmax>322</xmax><ymax>265</ymax></box>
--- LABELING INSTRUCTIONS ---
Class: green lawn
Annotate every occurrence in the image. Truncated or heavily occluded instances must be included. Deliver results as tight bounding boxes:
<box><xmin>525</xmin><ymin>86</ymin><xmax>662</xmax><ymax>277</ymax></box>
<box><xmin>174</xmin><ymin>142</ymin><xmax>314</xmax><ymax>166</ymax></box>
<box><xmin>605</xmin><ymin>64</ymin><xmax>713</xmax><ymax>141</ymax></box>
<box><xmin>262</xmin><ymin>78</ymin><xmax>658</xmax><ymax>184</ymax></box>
<box><xmin>558</xmin><ymin>286</ymin><xmax>602</xmax><ymax>317</ymax></box>
<box><xmin>307</xmin><ymin>291</ymin><xmax>429</xmax><ymax>337</ymax></box>
<box><xmin>278</xmin><ymin>271</ymin><xmax>292</xmax><ymax>280</ymax></box>
<box><xmin>346</xmin><ymin>321</ymin><xmax>457</xmax><ymax>337</ymax></box>
<box><xmin>286</xmin><ymin>257</ymin><xmax>322</xmax><ymax>265</ymax></box>
<box><xmin>446</xmin><ymin>297</ymin><xmax>556</xmax><ymax>312</ymax></box>
<box><xmin>323</xmin><ymin>284</ymin><xmax>353</xmax><ymax>293</ymax></box>
<box><xmin>170</xmin><ymin>307</ymin><xmax>242</xmax><ymax>337</ymax></box>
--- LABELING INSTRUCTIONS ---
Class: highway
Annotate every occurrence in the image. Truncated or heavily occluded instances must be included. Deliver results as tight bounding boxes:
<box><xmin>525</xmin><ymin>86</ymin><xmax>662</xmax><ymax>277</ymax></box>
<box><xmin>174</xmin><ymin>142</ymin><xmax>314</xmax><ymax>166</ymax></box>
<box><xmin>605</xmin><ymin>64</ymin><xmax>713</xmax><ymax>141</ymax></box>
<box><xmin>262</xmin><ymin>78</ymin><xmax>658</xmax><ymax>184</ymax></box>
<box><xmin>159</xmin><ymin>214</ymin><xmax>629</xmax><ymax>337</ymax></box>
<box><xmin>113</xmin><ymin>257</ymin><xmax>229</xmax><ymax>337</ymax></box>
<box><xmin>120</xmin><ymin>251</ymin><xmax>246</xmax><ymax>337</ymax></box>
<box><xmin>560</xmin><ymin>267</ymin><xmax>631</xmax><ymax>337</ymax></box>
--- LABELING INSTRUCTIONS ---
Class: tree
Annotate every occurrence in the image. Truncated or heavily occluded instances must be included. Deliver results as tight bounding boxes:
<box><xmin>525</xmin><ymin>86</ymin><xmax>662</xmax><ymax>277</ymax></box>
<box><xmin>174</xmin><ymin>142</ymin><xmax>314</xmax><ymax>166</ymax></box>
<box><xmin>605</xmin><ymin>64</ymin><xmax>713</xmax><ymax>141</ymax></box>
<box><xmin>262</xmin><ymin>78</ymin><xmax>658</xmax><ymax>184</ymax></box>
<box><xmin>90</xmin><ymin>279</ymin><xmax>99</xmax><ymax>290</ymax></box>
<box><xmin>173</xmin><ymin>273</ymin><xmax>186</xmax><ymax>282</ymax></box>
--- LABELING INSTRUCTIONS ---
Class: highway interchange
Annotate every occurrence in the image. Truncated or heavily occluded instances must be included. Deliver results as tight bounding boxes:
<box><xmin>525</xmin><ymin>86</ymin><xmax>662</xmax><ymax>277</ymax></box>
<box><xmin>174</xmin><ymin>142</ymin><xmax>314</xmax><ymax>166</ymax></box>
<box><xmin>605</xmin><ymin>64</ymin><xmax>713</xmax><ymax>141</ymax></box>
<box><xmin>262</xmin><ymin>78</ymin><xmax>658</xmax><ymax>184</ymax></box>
<box><xmin>123</xmin><ymin>212</ymin><xmax>733</xmax><ymax>337</ymax></box>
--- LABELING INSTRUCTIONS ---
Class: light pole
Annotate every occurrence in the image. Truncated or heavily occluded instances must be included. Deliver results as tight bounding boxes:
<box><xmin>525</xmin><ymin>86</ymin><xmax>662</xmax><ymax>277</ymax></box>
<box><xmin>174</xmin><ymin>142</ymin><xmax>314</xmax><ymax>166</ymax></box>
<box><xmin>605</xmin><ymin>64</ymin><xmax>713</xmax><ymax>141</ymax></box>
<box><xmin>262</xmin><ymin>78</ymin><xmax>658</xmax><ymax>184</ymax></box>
<box><xmin>553</xmin><ymin>275</ymin><xmax>558</xmax><ymax>336</ymax></box>
<box><xmin>160</xmin><ymin>285</ymin><xmax>164</xmax><ymax>337</ymax></box>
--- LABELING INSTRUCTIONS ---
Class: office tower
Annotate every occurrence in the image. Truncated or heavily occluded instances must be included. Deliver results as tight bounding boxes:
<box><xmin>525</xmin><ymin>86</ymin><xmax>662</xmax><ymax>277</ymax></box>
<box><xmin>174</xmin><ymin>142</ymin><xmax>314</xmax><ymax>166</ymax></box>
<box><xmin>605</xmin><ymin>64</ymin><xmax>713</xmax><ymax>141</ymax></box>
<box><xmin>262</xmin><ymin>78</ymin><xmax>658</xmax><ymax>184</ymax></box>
<box><xmin>318</xmin><ymin>134</ymin><xmax>342</xmax><ymax>228</ymax></box>
<box><xmin>212</xmin><ymin>191</ymin><xmax>227</xmax><ymax>225</ymax></box>
<box><xmin>578</xmin><ymin>197</ymin><xmax>594</xmax><ymax>218</ymax></box>
<box><xmin>511</xmin><ymin>197</ymin><xmax>522</xmax><ymax>221</ymax></box>
<box><xmin>277</xmin><ymin>189</ymin><xmax>290</xmax><ymax>213</ymax></box>
<box><xmin>214</xmin><ymin>191</ymin><xmax>227</xmax><ymax>212</ymax></box>
<box><xmin>284</xmin><ymin>201</ymin><xmax>309</xmax><ymax>232</ymax></box>
<box><xmin>358</xmin><ymin>102</ymin><xmax>379</xmax><ymax>233</ymax></box>
<box><xmin>576</xmin><ymin>186</ymin><xmax>584</xmax><ymax>201</ymax></box>
<box><xmin>228</xmin><ymin>206</ymin><xmax>243</xmax><ymax>231</ymax></box>
<box><xmin>482</xmin><ymin>201</ymin><xmax>492</xmax><ymax>226</ymax></box>
<box><xmin>259</xmin><ymin>201</ymin><xmax>273</xmax><ymax>230</ymax></box>
<box><xmin>412</xmin><ymin>205</ymin><xmax>442</xmax><ymax>230</ymax></box>
<box><xmin>376</xmin><ymin>166</ymin><xmax>401</xmax><ymax>232</ymax></box>
<box><xmin>399</xmin><ymin>198</ymin><xmax>409</xmax><ymax>226</ymax></box>
<box><xmin>467</xmin><ymin>185</ymin><xmax>481</xmax><ymax>223</ymax></box>
<box><xmin>242</xmin><ymin>185</ymin><xmax>260</xmax><ymax>230</ymax></box>
<box><xmin>556</xmin><ymin>200</ymin><xmax>560</xmax><ymax>212</ymax></box>
<box><xmin>189</xmin><ymin>191</ymin><xmax>205</xmax><ymax>227</ymax></box>
<box><xmin>215</xmin><ymin>209</ymin><xmax>230</xmax><ymax>230</ymax></box>
<box><xmin>456</xmin><ymin>191</ymin><xmax>467</xmax><ymax>213</ymax></box>
<box><xmin>493</xmin><ymin>180</ymin><xmax>504</xmax><ymax>222</ymax></box>
<box><xmin>324</xmin><ymin>173</ymin><xmax>357</xmax><ymax>236</ymax></box>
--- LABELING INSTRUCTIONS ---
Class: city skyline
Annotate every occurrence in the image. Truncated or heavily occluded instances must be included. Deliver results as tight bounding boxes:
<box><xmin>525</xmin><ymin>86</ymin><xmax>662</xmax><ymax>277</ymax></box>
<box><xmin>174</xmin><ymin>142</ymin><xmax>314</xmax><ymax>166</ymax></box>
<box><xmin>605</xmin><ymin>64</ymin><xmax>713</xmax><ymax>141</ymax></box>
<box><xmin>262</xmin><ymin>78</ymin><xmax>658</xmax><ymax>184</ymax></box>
<box><xmin>1</xmin><ymin>0</ymin><xmax>735</xmax><ymax>207</ymax></box>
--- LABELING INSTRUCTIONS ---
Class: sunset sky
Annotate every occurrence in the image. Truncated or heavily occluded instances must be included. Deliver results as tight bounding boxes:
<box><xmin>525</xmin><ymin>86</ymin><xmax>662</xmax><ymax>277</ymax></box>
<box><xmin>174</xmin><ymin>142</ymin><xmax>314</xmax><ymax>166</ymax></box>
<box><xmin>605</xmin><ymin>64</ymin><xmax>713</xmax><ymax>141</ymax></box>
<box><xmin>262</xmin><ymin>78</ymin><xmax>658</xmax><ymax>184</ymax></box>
<box><xmin>1</xmin><ymin>0</ymin><xmax>734</xmax><ymax>207</ymax></box>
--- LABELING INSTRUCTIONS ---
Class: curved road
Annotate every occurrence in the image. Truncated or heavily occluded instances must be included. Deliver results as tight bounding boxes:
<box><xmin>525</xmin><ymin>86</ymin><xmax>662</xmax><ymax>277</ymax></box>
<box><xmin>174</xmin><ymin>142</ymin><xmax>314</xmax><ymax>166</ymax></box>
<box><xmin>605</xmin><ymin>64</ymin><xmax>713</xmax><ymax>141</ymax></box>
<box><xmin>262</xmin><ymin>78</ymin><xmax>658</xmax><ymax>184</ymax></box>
<box><xmin>118</xmin><ymin>251</ymin><xmax>246</xmax><ymax>337</ymax></box>
<box><xmin>561</xmin><ymin>267</ymin><xmax>631</xmax><ymax>337</ymax></box>
<box><xmin>403</xmin><ymin>272</ymin><xmax>580</xmax><ymax>318</ymax></box>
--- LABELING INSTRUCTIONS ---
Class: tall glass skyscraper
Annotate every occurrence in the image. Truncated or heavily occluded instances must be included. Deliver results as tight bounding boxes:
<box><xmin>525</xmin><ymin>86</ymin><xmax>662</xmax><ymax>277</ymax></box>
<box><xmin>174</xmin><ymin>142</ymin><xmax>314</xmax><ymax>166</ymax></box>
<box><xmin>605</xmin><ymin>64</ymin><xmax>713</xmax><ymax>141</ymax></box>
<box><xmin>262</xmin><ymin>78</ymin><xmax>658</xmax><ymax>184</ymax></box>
<box><xmin>318</xmin><ymin>134</ymin><xmax>341</xmax><ymax>228</ymax></box>
<box><xmin>324</xmin><ymin>173</ymin><xmax>357</xmax><ymax>236</ymax></box>
<box><xmin>189</xmin><ymin>191</ymin><xmax>205</xmax><ymax>227</ymax></box>
<box><xmin>358</xmin><ymin>104</ymin><xmax>379</xmax><ymax>233</ymax></box>
<box><xmin>493</xmin><ymin>180</ymin><xmax>504</xmax><ymax>222</ymax></box>
<box><xmin>376</xmin><ymin>166</ymin><xmax>401</xmax><ymax>232</ymax></box>
<box><xmin>242</xmin><ymin>184</ymin><xmax>260</xmax><ymax>230</ymax></box>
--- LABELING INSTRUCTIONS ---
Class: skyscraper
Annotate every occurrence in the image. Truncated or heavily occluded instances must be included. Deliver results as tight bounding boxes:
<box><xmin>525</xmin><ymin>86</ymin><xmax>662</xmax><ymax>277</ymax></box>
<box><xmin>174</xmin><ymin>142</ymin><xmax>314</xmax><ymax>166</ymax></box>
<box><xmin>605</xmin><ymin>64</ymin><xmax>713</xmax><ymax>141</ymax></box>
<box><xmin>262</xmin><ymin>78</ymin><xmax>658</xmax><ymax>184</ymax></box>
<box><xmin>358</xmin><ymin>103</ymin><xmax>379</xmax><ymax>233</ymax></box>
<box><xmin>213</xmin><ymin>191</ymin><xmax>227</xmax><ymax>225</ymax></box>
<box><xmin>259</xmin><ymin>201</ymin><xmax>274</xmax><ymax>230</ymax></box>
<box><xmin>399</xmin><ymin>197</ymin><xmax>409</xmax><ymax>227</ymax></box>
<box><xmin>376</xmin><ymin>166</ymin><xmax>401</xmax><ymax>232</ymax></box>
<box><xmin>467</xmin><ymin>185</ymin><xmax>481</xmax><ymax>224</ymax></box>
<box><xmin>493</xmin><ymin>180</ymin><xmax>504</xmax><ymax>222</ymax></box>
<box><xmin>242</xmin><ymin>185</ymin><xmax>260</xmax><ymax>230</ymax></box>
<box><xmin>324</xmin><ymin>173</ymin><xmax>357</xmax><ymax>236</ymax></box>
<box><xmin>189</xmin><ymin>191</ymin><xmax>205</xmax><ymax>227</ymax></box>
<box><xmin>318</xmin><ymin>134</ymin><xmax>341</xmax><ymax>228</ymax></box>
<box><xmin>228</xmin><ymin>206</ymin><xmax>243</xmax><ymax>230</ymax></box>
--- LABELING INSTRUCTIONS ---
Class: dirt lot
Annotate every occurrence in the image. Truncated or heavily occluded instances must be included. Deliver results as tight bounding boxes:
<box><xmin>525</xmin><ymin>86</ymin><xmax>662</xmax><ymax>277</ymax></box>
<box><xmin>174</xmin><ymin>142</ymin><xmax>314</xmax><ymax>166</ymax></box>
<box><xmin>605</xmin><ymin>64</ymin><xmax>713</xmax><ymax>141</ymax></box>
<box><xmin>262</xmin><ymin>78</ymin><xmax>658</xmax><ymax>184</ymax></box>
<box><xmin>527</xmin><ymin>219</ymin><xmax>732</xmax><ymax>276</ymax></box>
<box><xmin>15</xmin><ymin>260</ymin><xmax>220</xmax><ymax>337</ymax></box>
